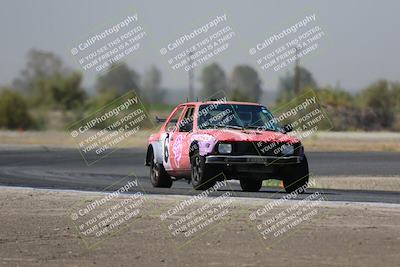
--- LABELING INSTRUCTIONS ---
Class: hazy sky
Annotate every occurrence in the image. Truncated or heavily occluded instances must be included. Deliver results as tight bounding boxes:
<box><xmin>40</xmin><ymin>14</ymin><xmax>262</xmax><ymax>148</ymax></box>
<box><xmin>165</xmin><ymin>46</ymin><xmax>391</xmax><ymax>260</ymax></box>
<box><xmin>1</xmin><ymin>0</ymin><xmax>399</xmax><ymax>93</ymax></box>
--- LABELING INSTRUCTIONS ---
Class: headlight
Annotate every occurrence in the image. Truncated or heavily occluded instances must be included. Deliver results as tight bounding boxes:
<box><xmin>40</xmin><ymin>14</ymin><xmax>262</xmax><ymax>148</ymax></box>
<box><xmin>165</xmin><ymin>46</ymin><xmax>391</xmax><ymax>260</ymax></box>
<box><xmin>281</xmin><ymin>144</ymin><xmax>294</xmax><ymax>155</ymax></box>
<box><xmin>218</xmin><ymin>143</ymin><xmax>232</xmax><ymax>154</ymax></box>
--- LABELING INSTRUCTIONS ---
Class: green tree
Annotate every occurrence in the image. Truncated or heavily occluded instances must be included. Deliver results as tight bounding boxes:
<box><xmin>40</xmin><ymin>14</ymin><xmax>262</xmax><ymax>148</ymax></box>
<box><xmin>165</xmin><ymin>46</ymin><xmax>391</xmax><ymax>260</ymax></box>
<box><xmin>86</xmin><ymin>88</ymin><xmax>120</xmax><ymax>114</ymax></box>
<box><xmin>277</xmin><ymin>66</ymin><xmax>317</xmax><ymax>102</ymax></box>
<box><xmin>390</xmin><ymin>82</ymin><xmax>400</xmax><ymax>130</ymax></box>
<box><xmin>315</xmin><ymin>87</ymin><xmax>359</xmax><ymax>131</ymax></box>
<box><xmin>230</xmin><ymin>89</ymin><xmax>252</xmax><ymax>102</ymax></box>
<box><xmin>357</xmin><ymin>80</ymin><xmax>395</xmax><ymax>129</ymax></box>
<box><xmin>391</xmin><ymin>82</ymin><xmax>400</xmax><ymax>112</ymax></box>
<box><xmin>316</xmin><ymin>87</ymin><xmax>354</xmax><ymax>108</ymax></box>
<box><xmin>13</xmin><ymin>49</ymin><xmax>67</xmax><ymax>94</ymax></box>
<box><xmin>0</xmin><ymin>89</ymin><xmax>35</xmax><ymax>129</ymax></box>
<box><xmin>33</xmin><ymin>72</ymin><xmax>86</xmax><ymax>110</ymax></box>
<box><xmin>96</xmin><ymin>63</ymin><xmax>140</xmax><ymax>95</ymax></box>
<box><xmin>200</xmin><ymin>63</ymin><xmax>227</xmax><ymax>98</ymax></box>
<box><xmin>142</xmin><ymin>65</ymin><xmax>164</xmax><ymax>103</ymax></box>
<box><xmin>229</xmin><ymin>65</ymin><xmax>261</xmax><ymax>102</ymax></box>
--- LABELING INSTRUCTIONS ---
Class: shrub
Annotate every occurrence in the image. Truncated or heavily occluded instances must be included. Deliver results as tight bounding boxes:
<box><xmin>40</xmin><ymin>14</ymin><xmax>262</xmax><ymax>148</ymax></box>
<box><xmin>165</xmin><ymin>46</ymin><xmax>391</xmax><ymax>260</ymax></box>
<box><xmin>0</xmin><ymin>89</ymin><xmax>35</xmax><ymax>129</ymax></box>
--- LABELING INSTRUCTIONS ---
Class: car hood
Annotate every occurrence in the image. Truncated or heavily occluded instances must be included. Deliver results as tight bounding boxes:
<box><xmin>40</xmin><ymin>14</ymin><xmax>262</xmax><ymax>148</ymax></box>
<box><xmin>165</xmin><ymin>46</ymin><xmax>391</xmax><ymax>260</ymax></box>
<box><xmin>196</xmin><ymin>129</ymin><xmax>299</xmax><ymax>143</ymax></box>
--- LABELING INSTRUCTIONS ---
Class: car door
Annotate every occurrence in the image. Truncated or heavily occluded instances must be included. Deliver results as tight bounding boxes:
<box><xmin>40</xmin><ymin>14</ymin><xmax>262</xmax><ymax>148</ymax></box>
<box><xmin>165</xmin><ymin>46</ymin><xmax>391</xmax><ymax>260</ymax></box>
<box><xmin>162</xmin><ymin>106</ymin><xmax>185</xmax><ymax>171</ymax></box>
<box><xmin>168</xmin><ymin>105</ymin><xmax>195</xmax><ymax>174</ymax></box>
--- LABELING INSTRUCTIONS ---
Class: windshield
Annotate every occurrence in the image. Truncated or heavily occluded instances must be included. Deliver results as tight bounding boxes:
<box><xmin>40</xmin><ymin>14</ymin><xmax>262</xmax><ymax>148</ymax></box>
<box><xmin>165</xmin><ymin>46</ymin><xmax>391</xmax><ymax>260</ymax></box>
<box><xmin>197</xmin><ymin>104</ymin><xmax>281</xmax><ymax>131</ymax></box>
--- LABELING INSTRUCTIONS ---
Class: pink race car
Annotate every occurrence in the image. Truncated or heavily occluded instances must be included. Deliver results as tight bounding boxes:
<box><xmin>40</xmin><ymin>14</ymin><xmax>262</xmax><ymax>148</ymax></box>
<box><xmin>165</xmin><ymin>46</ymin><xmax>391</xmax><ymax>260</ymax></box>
<box><xmin>145</xmin><ymin>100</ymin><xmax>309</xmax><ymax>193</ymax></box>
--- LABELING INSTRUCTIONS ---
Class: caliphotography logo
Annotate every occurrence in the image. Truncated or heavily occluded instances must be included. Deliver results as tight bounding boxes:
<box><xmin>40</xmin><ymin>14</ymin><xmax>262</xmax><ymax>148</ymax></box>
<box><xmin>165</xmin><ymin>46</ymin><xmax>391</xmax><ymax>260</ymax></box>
<box><xmin>158</xmin><ymin>173</ymin><xmax>236</xmax><ymax>249</ymax></box>
<box><xmin>68</xmin><ymin>90</ymin><xmax>155</xmax><ymax>165</ymax></box>
<box><xmin>69</xmin><ymin>10</ymin><xmax>147</xmax><ymax>74</ymax></box>
<box><xmin>249</xmin><ymin>12</ymin><xmax>327</xmax><ymax>73</ymax></box>
<box><xmin>160</xmin><ymin>14</ymin><xmax>236</xmax><ymax>72</ymax></box>
<box><xmin>68</xmin><ymin>173</ymin><xmax>147</xmax><ymax>249</ymax></box>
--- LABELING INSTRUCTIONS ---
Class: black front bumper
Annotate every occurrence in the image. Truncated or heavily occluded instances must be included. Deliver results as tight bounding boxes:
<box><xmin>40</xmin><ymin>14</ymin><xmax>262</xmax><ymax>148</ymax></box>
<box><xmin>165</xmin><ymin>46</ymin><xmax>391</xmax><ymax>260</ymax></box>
<box><xmin>205</xmin><ymin>155</ymin><xmax>301</xmax><ymax>165</ymax></box>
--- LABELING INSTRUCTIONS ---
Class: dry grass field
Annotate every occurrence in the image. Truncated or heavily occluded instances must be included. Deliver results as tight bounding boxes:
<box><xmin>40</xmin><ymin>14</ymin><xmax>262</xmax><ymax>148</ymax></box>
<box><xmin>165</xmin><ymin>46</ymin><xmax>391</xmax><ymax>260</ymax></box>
<box><xmin>1</xmin><ymin>130</ymin><xmax>399</xmax><ymax>152</ymax></box>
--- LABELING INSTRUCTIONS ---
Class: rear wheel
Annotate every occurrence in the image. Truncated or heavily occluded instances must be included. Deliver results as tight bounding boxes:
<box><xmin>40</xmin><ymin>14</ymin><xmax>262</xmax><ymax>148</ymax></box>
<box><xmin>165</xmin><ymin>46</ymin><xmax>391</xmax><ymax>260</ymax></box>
<box><xmin>282</xmin><ymin>156</ymin><xmax>309</xmax><ymax>193</ymax></box>
<box><xmin>150</xmin><ymin>153</ymin><xmax>172</xmax><ymax>188</ymax></box>
<box><xmin>240</xmin><ymin>179</ymin><xmax>262</xmax><ymax>192</ymax></box>
<box><xmin>191</xmin><ymin>152</ymin><xmax>217</xmax><ymax>190</ymax></box>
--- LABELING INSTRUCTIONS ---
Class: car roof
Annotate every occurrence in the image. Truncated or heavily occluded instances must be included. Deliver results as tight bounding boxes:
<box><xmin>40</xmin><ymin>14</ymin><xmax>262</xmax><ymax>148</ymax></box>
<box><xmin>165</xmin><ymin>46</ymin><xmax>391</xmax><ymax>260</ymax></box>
<box><xmin>180</xmin><ymin>100</ymin><xmax>263</xmax><ymax>106</ymax></box>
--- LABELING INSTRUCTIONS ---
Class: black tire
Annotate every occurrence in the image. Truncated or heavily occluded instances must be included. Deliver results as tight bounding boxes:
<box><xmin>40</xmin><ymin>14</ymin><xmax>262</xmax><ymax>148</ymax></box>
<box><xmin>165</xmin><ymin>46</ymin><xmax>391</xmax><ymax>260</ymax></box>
<box><xmin>282</xmin><ymin>156</ymin><xmax>309</xmax><ymax>193</ymax></box>
<box><xmin>191</xmin><ymin>152</ymin><xmax>217</xmax><ymax>190</ymax></box>
<box><xmin>240</xmin><ymin>179</ymin><xmax>262</xmax><ymax>192</ymax></box>
<box><xmin>150</xmin><ymin>152</ymin><xmax>173</xmax><ymax>188</ymax></box>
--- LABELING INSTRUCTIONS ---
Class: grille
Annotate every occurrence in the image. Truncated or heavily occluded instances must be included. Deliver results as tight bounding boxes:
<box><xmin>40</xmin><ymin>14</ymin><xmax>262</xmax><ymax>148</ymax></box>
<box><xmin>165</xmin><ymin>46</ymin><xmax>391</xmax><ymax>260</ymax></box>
<box><xmin>231</xmin><ymin>141</ymin><xmax>300</xmax><ymax>157</ymax></box>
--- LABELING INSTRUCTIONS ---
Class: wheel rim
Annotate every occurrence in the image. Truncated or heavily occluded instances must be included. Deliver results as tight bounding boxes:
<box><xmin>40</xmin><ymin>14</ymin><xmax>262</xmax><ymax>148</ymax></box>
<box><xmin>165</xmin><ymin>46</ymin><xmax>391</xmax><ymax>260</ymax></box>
<box><xmin>150</xmin><ymin>161</ymin><xmax>159</xmax><ymax>183</ymax></box>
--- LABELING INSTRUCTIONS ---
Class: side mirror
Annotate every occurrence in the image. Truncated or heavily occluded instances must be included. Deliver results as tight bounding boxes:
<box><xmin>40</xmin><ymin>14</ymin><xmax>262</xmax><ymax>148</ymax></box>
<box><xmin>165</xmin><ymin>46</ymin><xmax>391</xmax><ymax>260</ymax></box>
<box><xmin>155</xmin><ymin>116</ymin><xmax>166</xmax><ymax>123</ymax></box>
<box><xmin>283</xmin><ymin>123</ymin><xmax>293</xmax><ymax>133</ymax></box>
<box><xmin>180</xmin><ymin>123</ymin><xmax>192</xmax><ymax>132</ymax></box>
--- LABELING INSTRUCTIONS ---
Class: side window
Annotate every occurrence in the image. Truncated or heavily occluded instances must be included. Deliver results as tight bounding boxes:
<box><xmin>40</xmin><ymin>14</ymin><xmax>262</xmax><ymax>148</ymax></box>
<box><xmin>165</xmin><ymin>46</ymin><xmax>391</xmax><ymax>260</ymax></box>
<box><xmin>165</xmin><ymin>107</ymin><xmax>184</xmax><ymax>132</ymax></box>
<box><xmin>179</xmin><ymin>106</ymin><xmax>194</xmax><ymax>132</ymax></box>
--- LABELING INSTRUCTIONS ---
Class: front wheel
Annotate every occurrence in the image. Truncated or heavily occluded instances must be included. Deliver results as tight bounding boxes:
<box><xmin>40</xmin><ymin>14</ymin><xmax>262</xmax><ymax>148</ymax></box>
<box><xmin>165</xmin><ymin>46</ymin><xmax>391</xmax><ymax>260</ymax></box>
<box><xmin>191</xmin><ymin>153</ymin><xmax>217</xmax><ymax>190</ymax></box>
<box><xmin>282</xmin><ymin>156</ymin><xmax>309</xmax><ymax>193</ymax></box>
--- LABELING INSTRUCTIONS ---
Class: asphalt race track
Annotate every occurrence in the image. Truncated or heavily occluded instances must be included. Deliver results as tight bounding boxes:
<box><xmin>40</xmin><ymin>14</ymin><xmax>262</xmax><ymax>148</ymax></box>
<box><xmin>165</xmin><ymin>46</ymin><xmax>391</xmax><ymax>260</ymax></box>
<box><xmin>0</xmin><ymin>147</ymin><xmax>399</xmax><ymax>204</ymax></box>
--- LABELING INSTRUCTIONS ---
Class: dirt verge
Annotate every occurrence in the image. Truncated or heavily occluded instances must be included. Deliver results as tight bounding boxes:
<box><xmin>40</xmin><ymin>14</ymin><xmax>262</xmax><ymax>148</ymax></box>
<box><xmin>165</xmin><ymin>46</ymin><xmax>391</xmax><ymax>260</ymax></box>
<box><xmin>0</xmin><ymin>187</ymin><xmax>399</xmax><ymax>267</ymax></box>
